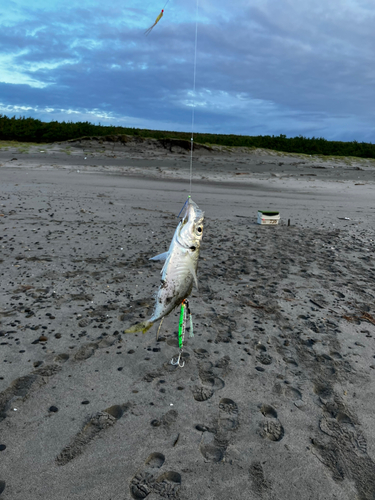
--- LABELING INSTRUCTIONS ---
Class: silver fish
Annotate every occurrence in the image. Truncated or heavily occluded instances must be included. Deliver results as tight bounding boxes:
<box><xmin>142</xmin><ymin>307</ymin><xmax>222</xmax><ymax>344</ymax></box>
<box><xmin>124</xmin><ymin>198</ymin><xmax>204</xmax><ymax>334</ymax></box>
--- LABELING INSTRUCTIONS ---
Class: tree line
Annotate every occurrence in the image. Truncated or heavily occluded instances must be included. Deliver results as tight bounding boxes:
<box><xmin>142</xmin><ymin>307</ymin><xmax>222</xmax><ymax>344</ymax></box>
<box><xmin>1</xmin><ymin>114</ymin><xmax>374</xmax><ymax>159</ymax></box>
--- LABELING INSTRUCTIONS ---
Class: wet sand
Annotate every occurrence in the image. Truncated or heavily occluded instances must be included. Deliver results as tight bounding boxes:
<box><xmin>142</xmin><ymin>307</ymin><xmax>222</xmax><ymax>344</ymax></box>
<box><xmin>1</xmin><ymin>138</ymin><xmax>375</xmax><ymax>499</ymax></box>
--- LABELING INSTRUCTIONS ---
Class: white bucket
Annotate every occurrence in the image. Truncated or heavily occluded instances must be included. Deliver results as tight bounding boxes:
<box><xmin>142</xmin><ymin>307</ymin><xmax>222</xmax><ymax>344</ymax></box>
<box><xmin>257</xmin><ymin>210</ymin><xmax>280</xmax><ymax>225</ymax></box>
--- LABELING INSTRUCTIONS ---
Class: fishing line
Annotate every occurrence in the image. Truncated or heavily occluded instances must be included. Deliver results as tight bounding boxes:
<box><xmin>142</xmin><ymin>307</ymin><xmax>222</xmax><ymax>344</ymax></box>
<box><xmin>173</xmin><ymin>7</ymin><xmax>199</xmax><ymax>363</ymax></box>
<box><xmin>177</xmin><ymin>0</ymin><xmax>198</xmax><ymax>211</ymax></box>
<box><xmin>189</xmin><ymin>0</ymin><xmax>199</xmax><ymax>196</ymax></box>
<box><xmin>169</xmin><ymin>1</ymin><xmax>200</xmax><ymax>365</ymax></box>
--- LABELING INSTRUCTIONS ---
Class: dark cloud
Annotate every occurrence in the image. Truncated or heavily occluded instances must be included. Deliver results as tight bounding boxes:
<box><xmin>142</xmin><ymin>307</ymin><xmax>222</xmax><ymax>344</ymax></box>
<box><xmin>1</xmin><ymin>0</ymin><xmax>374</xmax><ymax>141</ymax></box>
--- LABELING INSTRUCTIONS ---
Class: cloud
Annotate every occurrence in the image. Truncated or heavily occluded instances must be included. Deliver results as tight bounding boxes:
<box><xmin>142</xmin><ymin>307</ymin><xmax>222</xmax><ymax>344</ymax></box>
<box><xmin>0</xmin><ymin>0</ymin><xmax>374</xmax><ymax>141</ymax></box>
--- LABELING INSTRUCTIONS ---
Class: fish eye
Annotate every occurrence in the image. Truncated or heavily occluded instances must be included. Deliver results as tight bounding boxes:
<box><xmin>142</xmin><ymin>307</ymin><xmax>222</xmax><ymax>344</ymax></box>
<box><xmin>197</xmin><ymin>227</ymin><xmax>202</xmax><ymax>233</ymax></box>
<box><xmin>190</xmin><ymin>246</ymin><xmax>196</xmax><ymax>251</ymax></box>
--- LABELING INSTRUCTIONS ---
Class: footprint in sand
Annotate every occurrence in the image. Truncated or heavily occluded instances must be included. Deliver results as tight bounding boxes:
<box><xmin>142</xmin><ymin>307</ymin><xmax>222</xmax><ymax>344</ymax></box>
<box><xmin>274</xmin><ymin>382</ymin><xmax>302</xmax><ymax>402</ymax></box>
<box><xmin>129</xmin><ymin>452</ymin><xmax>181</xmax><ymax>499</ymax></box>
<box><xmin>73</xmin><ymin>342</ymin><xmax>99</xmax><ymax>361</ymax></box>
<box><xmin>150</xmin><ymin>409</ymin><xmax>178</xmax><ymax>429</ymax></box>
<box><xmin>256</xmin><ymin>352</ymin><xmax>273</xmax><ymax>365</ymax></box>
<box><xmin>198</xmin><ymin>398</ymin><xmax>239</xmax><ymax>462</ymax></box>
<box><xmin>56</xmin><ymin>404</ymin><xmax>130</xmax><ymax>465</ymax></box>
<box><xmin>218</xmin><ymin>398</ymin><xmax>239</xmax><ymax>431</ymax></box>
<box><xmin>0</xmin><ymin>364</ymin><xmax>61</xmax><ymax>421</ymax></box>
<box><xmin>193</xmin><ymin>348</ymin><xmax>209</xmax><ymax>359</ymax></box>
<box><xmin>255</xmin><ymin>343</ymin><xmax>273</xmax><ymax>368</ymax></box>
<box><xmin>259</xmin><ymin>404</ymin><xmax>284</xmax><ymax>442</ymax></box>
<box><xmin>53</xmin><ymin>353</ymin><xmax>70</xmax><ymax>363</ymax></box>
<box><xmin>192</xmin><ymin>361</ymin><xmax>226</xmax><ymax>402</ymax></box>
<box><xmin>249</xmin><ymin>461</ymin><xmax>272</xmax><ymax>497</ymax></box>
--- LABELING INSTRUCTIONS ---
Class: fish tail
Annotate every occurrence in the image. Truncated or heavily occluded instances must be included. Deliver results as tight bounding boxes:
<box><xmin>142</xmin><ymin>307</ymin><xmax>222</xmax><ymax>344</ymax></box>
<box><xmin>124</xmin><ymin>319</ymin><xmax>154</xmax><ymax>334</ymax></box>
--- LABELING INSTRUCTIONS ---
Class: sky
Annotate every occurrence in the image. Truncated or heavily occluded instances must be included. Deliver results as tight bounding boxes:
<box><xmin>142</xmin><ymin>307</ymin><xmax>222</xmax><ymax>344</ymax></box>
<box><xmin>1</xmin><ymin>0</ymin><xmax>374</xmax><ymax>142</ymax></box>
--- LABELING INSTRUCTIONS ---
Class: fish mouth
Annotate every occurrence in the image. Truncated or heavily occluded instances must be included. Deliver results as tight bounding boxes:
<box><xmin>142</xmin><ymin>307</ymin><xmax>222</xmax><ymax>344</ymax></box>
<box><xmin>184</xmin><ymin>198</ymin><xmax>204</xmax><ymax>223</ymax></box>
<box><xmin>177</xmin><ymin>198</ymin><xmax>204</xmax><ymax>249</ymax></box>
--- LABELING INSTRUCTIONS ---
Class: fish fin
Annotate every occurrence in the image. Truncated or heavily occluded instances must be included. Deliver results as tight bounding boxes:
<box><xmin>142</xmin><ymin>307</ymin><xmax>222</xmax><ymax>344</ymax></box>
<box><xmin>124</xmin><ymin>319</ymin><xmax>153</xmax><ymax>334</ymax></box>
<box><xmin>149</xmin><ymin>252</ymin><xmax>168</xmax><ymax>262</ymax></box>
<box><xmin>187</xmin><ymin>256</ymin><xmax>199</xmax><ymax>290</ymax></box>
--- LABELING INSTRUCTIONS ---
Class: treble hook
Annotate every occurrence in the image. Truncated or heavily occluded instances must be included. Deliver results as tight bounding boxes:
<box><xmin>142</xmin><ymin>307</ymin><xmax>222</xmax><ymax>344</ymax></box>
<box><xmin>170</xmin><ymin>350</ymin><xmax>185</xmax><ymax>368</ymax></box>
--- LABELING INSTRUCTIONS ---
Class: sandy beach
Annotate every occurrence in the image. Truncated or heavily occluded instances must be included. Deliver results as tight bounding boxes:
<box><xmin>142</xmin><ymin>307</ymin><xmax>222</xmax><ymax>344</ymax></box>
<box><xmin>1</xmin><ymin>137</ymin><xmax>375</xmax><ymax>499</ymax></box>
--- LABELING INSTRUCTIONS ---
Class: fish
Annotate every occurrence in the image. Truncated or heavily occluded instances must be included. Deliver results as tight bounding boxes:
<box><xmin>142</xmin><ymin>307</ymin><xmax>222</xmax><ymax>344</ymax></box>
<box><xmin>124</xmin><ymin>198</ymin><xmax>204</xmax><ymax>334</ymax></box>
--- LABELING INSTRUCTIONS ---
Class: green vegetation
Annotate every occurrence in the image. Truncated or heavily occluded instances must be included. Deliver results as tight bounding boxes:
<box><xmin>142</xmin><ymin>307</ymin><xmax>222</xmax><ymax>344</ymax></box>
<box><xmin>1</xmin><ymin>114</ymin><xmax>374</xmax><ymax>159</ymax></box>
<box><xmin>0</xmin><ymin>139</ymin><xmax>45</xmax><ymax>153</ymax></box>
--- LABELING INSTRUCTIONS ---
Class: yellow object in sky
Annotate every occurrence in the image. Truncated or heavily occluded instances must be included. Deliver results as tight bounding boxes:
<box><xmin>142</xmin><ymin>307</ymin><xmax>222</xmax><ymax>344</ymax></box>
<box><xmin>145</xmin><ymin>9</ymin><xmax>164</xmax><ymax>35</ymax></box>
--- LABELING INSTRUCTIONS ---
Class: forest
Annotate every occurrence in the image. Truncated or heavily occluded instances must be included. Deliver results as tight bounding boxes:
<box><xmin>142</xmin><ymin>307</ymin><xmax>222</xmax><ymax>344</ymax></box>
<box><xmin>1</xmin><ymin>114</ymin><xmax>374</xmax><ymax>159</ymax></box>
